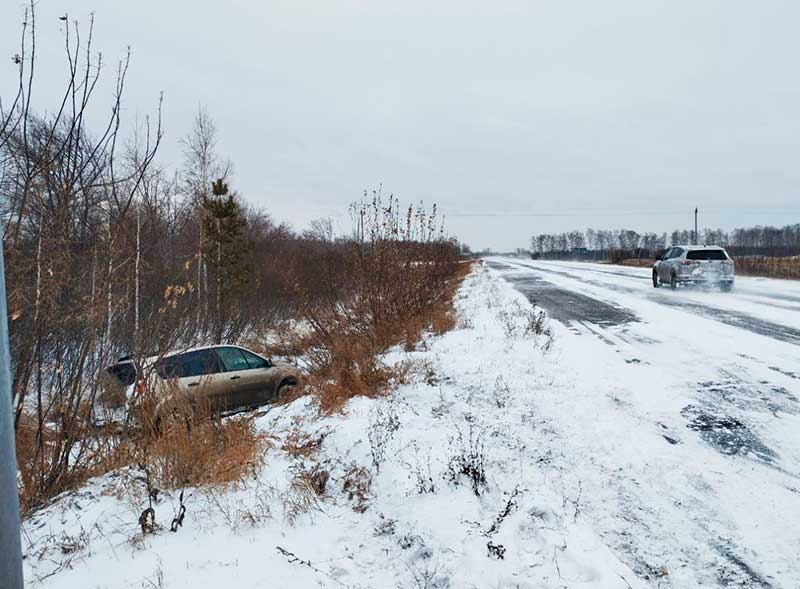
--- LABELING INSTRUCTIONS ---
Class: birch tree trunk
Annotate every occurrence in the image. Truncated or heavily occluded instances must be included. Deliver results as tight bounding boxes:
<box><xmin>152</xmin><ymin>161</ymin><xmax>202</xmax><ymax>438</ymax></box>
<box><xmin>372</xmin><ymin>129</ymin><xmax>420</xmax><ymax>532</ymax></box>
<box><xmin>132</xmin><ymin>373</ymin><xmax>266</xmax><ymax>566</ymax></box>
<box><xmin>106</xmin><ymin>213</ymin><xmax>113</xmax><ymax>344</ymax></box>
<box><xmin>134</xmin><ymin>204</ymin><xmax>141</xmax><ymax>344</ymax></box>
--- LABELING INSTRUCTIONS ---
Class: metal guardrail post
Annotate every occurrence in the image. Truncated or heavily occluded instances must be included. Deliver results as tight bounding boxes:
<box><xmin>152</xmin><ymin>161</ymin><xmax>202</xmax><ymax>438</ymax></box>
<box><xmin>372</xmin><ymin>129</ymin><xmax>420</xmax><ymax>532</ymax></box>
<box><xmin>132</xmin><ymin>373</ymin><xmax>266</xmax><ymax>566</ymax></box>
<box><xmin>0</xmin><ymin>238</ymin><xmax>24</xmax><ymax>588</ymax></box>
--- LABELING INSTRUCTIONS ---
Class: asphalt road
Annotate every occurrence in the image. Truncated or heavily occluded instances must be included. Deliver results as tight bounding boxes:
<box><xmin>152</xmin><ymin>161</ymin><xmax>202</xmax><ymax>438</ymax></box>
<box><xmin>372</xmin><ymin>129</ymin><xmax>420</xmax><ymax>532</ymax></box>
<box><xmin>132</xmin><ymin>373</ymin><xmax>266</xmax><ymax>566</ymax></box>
<box><xmin>488</xmin><ymin>257</ymin><xmax>800</xmax><ymax>588</ymax></box>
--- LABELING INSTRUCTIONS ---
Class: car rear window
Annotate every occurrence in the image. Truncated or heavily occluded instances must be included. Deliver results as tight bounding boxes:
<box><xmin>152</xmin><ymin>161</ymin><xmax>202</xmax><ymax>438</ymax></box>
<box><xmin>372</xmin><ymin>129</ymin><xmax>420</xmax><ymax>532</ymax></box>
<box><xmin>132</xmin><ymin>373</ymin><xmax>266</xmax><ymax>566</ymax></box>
<box><xmin>107</xmin><ymin>363</ymin><xmax>136</xmax><ymax>386</ymax></box>
<box><xmin>687</xmin><ymin>250</ymin><xmax>728</xmax><ymax>260</ymax></box>
<box><xmin>155</xmin><ymin>349</ymin><xmax>220</xmax><ymax>379</ymax></box>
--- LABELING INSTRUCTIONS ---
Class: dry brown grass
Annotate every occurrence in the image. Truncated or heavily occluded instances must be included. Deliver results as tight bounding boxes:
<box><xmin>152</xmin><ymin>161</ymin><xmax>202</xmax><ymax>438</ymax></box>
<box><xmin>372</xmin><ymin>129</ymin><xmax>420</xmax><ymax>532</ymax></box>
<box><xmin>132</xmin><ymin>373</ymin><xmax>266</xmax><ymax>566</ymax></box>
<box><xmin>305</xmin><ymin>342</ymin><xmax>406</xmax><ymax>415</ymax></box>
<box><xmin>17</xmin><ymin>395</ymin><xmax>268</xmax><ymax>515</ymax></box>
<box><xmin>281</xmin><ymin>424</ymin><xmax>326</xmax><ymax>459</ymax></box>
<box><xmin>303</xmin><ymin>259</ymin><xmax>471</xmax><ymax>414</ymax></box>
<box><xmin>16</xmin><ymin>406</ymin><xmax>104</xmax><ymax>514</ymax></box>
<box><xmin>118</xmin><ymin>395</ymin><xmax>269</xmax><ymax>491</ymax></box>
<box><xmin>617</xmin><ymin>258</ymin><xmax>655</xmax><ymax>268</ymax></box>
<box><xmin>733</xmin><ymin>256</ymin><xmax>800</xmax><ymax>280</ymax></box>
<box><xmin>282</xmin><ymin>463</ymin><xmax>330</xmax><ymax>524</ymax></box>
<box><xmin>134</xmin><ymin>413</ymin><xmax>267</xmax><ymax>489</ymax></box>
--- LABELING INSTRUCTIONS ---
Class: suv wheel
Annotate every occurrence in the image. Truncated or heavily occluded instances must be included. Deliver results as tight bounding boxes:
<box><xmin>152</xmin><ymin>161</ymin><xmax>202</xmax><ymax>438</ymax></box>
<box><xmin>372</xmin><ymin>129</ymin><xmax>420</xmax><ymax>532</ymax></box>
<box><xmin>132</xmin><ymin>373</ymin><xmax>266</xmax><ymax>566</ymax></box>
<box><xmin>670</xmin><ymin>273</ymin><xmax>677</xmax><ymax>290</ymax></box>
<box><xmin>652</xmin><ymin>271</ymin><xmax>660</xmax><ymax>288</ymax></box>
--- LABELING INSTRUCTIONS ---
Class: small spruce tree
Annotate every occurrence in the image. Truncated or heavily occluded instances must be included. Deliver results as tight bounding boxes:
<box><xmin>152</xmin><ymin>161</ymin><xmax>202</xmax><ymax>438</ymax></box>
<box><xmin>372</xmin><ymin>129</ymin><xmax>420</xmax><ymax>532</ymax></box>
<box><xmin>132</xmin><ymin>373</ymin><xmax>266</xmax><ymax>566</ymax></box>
<box><xmin>202</xmin><ymin>178</ymin><xmax>253</xmax><ymax>343</ymax></box>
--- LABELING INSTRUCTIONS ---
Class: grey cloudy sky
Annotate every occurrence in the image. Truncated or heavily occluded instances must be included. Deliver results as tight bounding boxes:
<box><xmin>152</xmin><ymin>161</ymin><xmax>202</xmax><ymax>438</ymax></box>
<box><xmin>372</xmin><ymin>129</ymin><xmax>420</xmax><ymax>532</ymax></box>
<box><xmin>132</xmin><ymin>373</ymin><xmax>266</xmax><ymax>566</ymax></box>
<box><xmin>3</xmin><ymin>0</ymin><xmax>800</xmax><ymax>250</ymax></box>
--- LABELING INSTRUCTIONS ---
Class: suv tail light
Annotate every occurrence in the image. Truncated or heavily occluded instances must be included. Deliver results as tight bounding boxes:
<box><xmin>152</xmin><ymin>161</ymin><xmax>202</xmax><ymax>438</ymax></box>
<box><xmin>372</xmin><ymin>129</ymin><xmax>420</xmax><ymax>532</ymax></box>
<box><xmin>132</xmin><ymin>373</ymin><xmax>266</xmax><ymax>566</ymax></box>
<box><xmin>681</xmin><ymin>260</ymin><xmax>698</xmax><ymax>265</ymax></box>
<box><xmin>135</xmin><ymin>380</ymin><xmax>148</xmax><ymax>395</ymax></box>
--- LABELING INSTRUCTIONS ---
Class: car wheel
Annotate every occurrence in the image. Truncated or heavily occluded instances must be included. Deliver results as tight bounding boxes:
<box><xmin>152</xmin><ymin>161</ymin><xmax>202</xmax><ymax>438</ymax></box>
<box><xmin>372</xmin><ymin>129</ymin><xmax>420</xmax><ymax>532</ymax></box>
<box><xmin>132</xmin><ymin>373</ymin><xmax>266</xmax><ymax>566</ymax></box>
<box><xmin>670</xmin><ymin>273</ymin><xmax>677</xmax><ymax>290</ymax></box>
<box><xmin>276</xmin><ymin>379</ymin><xmax>297</xmax><ymax>401</ymax></box>
<box><xmin>652</xmin><ymin>271</ymin><xmax>660</xmax><ymax>288</ymax></box>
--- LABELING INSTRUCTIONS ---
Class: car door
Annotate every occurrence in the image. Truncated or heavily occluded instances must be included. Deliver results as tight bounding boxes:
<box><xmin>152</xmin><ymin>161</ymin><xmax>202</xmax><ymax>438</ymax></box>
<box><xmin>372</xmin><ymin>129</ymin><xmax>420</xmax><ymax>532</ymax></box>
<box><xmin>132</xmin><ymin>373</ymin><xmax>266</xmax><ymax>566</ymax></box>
<box><xmin>176</xmin><ymin>349</ymin><xmax>226</xmax><ymax>412</ymax></box>
<box><xmin>214</xmin><ymin>346</ymin><xmax>259</xmax><ymax>410</ymax></box>
<box><xmin>231</xmin><ymin>348</ymin><xmax>278</xmax><ymax>408</ymax></box>
<box><xmin>666</xmin><ymin>247</ymin><xmax>682</xmax><ymax>278</ymax></box>
<box><xmin>658</xmin><ymin>248</ymin><xmax>674</xmax><ymax>282</ymax></box>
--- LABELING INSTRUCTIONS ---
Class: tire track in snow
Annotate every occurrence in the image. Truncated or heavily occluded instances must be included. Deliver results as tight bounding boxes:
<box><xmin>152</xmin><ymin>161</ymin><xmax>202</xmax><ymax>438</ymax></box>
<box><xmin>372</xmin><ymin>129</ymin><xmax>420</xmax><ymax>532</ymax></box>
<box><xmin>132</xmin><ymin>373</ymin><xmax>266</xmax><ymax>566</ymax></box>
<box><xmin>508</xmin><ymin>261</ymin><xmax>800</xmax><ymax>346</ymax></box>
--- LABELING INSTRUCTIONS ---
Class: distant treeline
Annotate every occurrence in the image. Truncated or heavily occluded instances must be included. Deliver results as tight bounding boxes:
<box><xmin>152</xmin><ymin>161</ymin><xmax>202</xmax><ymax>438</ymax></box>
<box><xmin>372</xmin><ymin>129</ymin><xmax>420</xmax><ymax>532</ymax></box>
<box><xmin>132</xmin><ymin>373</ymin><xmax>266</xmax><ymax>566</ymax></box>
<box><xmin>530</xmin><ymin>225</ymin><xmax>800</xmax><ymax>261</ymax></box>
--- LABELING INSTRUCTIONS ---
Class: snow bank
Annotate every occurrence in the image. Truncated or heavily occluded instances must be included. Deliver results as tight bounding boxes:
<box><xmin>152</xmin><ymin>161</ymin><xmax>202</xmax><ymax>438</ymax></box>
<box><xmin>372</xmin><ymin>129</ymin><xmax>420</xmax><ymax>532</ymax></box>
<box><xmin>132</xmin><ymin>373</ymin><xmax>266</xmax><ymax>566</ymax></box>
<box><xmin>21</xmin><ymin>263</ymin><xmax>642</xmax><ymax>588</ymax></box>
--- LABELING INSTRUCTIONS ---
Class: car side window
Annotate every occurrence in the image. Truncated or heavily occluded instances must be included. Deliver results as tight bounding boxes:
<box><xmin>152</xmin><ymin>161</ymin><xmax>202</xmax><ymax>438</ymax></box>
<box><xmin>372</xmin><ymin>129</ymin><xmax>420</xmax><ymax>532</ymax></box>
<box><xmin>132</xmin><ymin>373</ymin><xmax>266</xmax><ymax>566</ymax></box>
<box><xmin>216</xmin><ymin>347</ymin><xmax>250</xmax><ymax>372</ymax></box>
<box><xmin>179</xmin><ymin>349</ymin><xmax>220</xmax><ymax>378</ymax></box>
<box><xmin>661</xmin><ymin>248</ymin><xmax>674</xmax><ymax>260</ymax></box>
<box><xmin>240</xmin><ymin>349</ymin><xmax>270</xmax><ymax>369</ymax></box>
<box><xmin>669</xmin><ymin>248</ymin><xmax>682</xmax><ymax>259</ymax></box>
<box><xmin>155</xmin><ymin>357</ymin><xmax>181</xmax><ymax>380</ymax></box>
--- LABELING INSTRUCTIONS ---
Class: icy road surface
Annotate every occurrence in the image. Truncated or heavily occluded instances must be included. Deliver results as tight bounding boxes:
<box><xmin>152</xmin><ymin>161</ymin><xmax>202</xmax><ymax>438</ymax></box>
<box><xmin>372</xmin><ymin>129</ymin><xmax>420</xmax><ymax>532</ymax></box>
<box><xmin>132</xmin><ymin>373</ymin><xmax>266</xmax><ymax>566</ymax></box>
<box><xmin>488</xmin><ymin>257</ymin><xmax>800</xmax><ymax>588</ymax></box>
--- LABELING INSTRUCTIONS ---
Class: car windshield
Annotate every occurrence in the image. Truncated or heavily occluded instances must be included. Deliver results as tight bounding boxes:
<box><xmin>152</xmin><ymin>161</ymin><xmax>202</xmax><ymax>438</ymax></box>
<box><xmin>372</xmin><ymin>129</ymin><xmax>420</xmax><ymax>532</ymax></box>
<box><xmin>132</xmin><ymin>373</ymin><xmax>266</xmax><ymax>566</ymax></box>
<box><xmin>687</xmin><ymin>249</ymin><xmax>728</xmax><ymax>260</ymax></box>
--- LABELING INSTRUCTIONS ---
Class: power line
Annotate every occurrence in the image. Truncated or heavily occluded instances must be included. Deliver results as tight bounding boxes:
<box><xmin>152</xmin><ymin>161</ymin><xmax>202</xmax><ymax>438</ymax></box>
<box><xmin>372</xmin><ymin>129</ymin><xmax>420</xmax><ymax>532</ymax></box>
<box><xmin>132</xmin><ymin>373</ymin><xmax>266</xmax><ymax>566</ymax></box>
<box><xmin>445</xmin><ymin>208</ymin><xmax>800</xmax><ymax>218</ymax></box>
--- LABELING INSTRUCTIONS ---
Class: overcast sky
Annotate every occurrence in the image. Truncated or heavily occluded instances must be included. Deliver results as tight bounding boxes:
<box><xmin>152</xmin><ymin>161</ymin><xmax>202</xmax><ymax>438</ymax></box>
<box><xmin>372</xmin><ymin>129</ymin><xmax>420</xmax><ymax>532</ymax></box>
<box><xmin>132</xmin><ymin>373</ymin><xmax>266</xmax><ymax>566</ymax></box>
<box><xmin>3</xmin><ymin>0</ymin><xmax>800</xmax><ymax>250</ymax></box>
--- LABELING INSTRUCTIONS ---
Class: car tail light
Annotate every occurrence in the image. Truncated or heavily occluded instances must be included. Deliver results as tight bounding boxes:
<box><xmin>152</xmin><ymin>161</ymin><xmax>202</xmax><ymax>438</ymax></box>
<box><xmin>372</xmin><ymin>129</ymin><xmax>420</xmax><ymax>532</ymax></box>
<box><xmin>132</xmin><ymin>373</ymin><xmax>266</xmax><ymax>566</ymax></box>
<box><xmin>681</xmin><ymin>260</ymin><xmax>698</xmax><ymax>265</ymax></box>
<box><xmin>135</xmin><ymin>380</ymin><xmax>148</xmax><ymax>395</ymax></box>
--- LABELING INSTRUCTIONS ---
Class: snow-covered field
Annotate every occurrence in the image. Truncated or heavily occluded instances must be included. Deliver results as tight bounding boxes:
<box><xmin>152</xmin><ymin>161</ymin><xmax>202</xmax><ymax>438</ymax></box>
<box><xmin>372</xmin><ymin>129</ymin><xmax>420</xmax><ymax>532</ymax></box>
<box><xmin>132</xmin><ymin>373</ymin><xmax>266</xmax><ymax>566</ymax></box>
<box><xmin>20</xmin><ymin>260</ymin><xmax>800</xmax><ymax>588</ymax></box>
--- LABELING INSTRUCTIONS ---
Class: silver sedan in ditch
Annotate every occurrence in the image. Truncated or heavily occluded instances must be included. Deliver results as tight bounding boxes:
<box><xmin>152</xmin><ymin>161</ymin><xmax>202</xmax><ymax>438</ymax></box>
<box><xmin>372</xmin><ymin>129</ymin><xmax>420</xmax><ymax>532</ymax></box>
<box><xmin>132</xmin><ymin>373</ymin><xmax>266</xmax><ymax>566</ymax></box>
<box><xmin>101</xmin><ymin>345</ymin><xmax>300</xmax><ymax>417</ymax></box>
<box><xmin>653</xmin><ymin>245</ymin><xmax>735</xmax><ymax>291</ymax></box>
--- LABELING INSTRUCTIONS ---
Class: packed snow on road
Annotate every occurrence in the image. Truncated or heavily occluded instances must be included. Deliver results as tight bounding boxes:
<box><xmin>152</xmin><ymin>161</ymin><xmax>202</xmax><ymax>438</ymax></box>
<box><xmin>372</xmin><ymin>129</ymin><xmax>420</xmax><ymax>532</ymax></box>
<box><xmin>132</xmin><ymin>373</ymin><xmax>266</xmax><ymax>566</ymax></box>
<box><xmin>21</xmin><ymin>261</ymin><xmax>800</xmax><ymax>588</ymax></box>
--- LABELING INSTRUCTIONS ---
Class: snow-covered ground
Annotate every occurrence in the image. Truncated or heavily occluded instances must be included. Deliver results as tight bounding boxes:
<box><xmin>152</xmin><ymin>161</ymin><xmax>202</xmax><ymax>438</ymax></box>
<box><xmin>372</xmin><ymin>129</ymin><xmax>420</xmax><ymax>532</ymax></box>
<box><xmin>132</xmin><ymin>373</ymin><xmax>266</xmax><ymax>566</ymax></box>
<box><xmin>20</xmin><ymin>260</ymin><xmax>800</xmax><ymax>588</ymax></box>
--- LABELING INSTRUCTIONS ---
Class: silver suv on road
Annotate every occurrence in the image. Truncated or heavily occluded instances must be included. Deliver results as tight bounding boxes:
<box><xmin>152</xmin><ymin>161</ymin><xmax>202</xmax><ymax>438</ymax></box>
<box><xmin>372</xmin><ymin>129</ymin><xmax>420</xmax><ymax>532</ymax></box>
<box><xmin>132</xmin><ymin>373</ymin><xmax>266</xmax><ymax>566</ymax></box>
<box><xmin>653</xmin><ymin>245</ymin><xmax>735</xmax><ymax>291</ymax></box>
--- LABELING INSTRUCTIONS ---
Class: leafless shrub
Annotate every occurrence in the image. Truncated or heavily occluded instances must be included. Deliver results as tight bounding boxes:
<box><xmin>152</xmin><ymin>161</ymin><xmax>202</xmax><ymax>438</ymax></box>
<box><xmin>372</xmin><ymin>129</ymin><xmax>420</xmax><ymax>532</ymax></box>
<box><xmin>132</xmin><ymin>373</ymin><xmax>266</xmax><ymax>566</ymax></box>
<box><xmin>342</xmin><ymin>464</ymin><xmax>373</xmax><ymax>513</ymax></box>
<box><xmin>456</xmin><ymin>314</ymin><xmax>474</xmax><ymax>330</ymax></box>
<box><xmin>25</xmin><ymin>525</ymin><xmax>94</xmax><ymax>583</ymax></box>
<box><xmin>495</xmin><ymin>298</ymin><xmax>554</xmax><ymax>351</ymax></box>
<box><xmin>445</xmin><ymin>420</ymin><xmax>488</xmax><ymax>496</ymax></box>
<box><xmin>402</xmin><ymin>554</ymin><xmax>450</xmax><ymax>589</ymax></box>
<box><xmin>496</xmin><ymin>306</ymin><xmax>518</xmax><ymax>338</ymax></box>
<box><xmin>431</xmin><ymin>388</ymin><xmax>452</xmax><ymax>419</ymax></box>
<box><xmin>281</xmin><ymin>421</ymin><xmax>327</xmax><ymax>459</ymax></box>
<box><xmin>486</xmin><ymin>541</ymin><xmax>506</xmax><ymax>560</ymax></box>
<box><xmin>399</xmin><ymin>534</ymin><xmax>422</xmax><ymax>550</ymax></box>
<box><xmin>523</xmin><ymin>306</ymin><xmax>554</xmax><ymax>351</ymax></box>
<box><xmin>483</xmin><ymin>486</ymin><xmax>522</xmax><ymax>561</ymax></box>
<box><xmin>374</xmin><ymin>514</ymin><xmax>397</xmax><ymax>537</ymax></box>
<box><xmin>141</xmin><ymin>561</ymin><xmax>166</xmax><ymax>589</ymax></box>
<box><xmin>408</xmin><ymin>444</ymin><xmax>437</xmax><ymax>495</ymax></box>
<box><xmin>206</xmin><ymin>480</ymin><xmax>275</xmax><ymax>532</ymax></box>
<box><xmin>282</xmin><ymin>463</ymin><xmax>329</xmax><ymax>525</ymax></box>
<box><xmin>368</xmin><ymin>402</ymin><xmax>400</xmax><ymax>473</ymax></box>
<box><xmin>279</xmin><ymin>192</ymin><xmax>470</xmax><ymax>414</ymax></box>
<box><xmin>492</xmin><ymin>375</ymin><xmax>511</xmax><ymax>408</ymax></box>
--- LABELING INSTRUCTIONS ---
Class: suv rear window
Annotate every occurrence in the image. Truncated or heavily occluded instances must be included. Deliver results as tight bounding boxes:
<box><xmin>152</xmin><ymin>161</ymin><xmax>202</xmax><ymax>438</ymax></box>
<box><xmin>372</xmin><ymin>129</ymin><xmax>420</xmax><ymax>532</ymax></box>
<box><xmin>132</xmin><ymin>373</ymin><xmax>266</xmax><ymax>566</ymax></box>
<box><xmin>107</xmin><ymin>363</ymin><xmax>136</xmax><ymax>386</ymax></box>
<box><xmin>687</xmin><ymin>250</ymin><xmax>728</xmax><ymax>261</ymax></box>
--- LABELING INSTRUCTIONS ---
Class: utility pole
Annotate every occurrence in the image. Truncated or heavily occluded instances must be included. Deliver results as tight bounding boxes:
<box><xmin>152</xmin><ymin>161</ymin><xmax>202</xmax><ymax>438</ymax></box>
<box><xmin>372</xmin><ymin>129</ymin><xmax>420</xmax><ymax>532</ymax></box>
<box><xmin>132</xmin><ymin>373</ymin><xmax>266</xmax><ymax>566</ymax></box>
<box><xmin>694</xmin><ymin>208</ymin><xmax>698</xmax><ymax>245</ymax></box>
<box><xmin>0</xmin><ymin>239</ymin><xmax>24</xmax><ymax>588</ymax></box>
